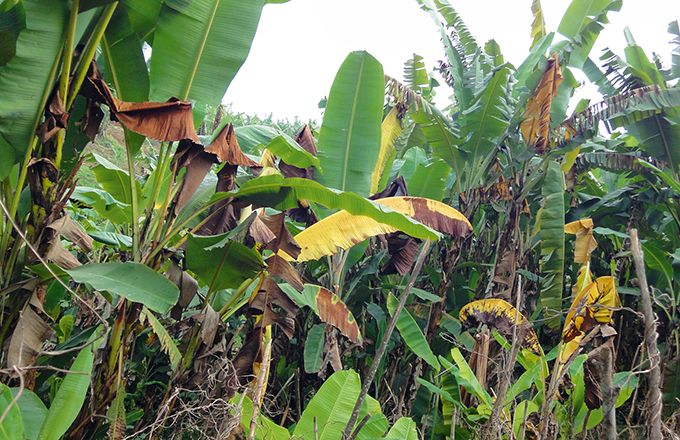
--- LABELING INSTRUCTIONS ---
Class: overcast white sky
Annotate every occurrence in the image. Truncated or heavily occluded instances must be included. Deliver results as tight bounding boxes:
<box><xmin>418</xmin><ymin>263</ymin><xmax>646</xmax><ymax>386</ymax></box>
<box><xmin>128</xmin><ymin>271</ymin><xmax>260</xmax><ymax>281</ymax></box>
<box><xmin>223</xmin><ymin>0</ymin><xmax>679</xmax><ymax>121</ymax></box>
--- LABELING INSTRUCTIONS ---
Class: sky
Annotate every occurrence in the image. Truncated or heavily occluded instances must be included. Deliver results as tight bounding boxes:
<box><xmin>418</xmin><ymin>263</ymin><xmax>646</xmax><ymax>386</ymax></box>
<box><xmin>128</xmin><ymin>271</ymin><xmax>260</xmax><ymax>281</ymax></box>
<box><xmin>223</xmin><ymin>0</ymin><xmax>679</xmax><ymax>121</ymax></box>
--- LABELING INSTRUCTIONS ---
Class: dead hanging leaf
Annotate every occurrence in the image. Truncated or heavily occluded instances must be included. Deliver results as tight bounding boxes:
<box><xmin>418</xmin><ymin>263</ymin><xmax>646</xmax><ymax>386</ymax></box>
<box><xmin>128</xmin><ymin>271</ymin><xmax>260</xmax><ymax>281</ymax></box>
<box><xmin>81</xmin><ymin>62</ymin><xmax>198</xmax><ymax>143</ymax></box>
<box><xmin>279</xmin><ymin>125</ymin><xmax>318</xmax><ymax>179</ymax></box>
<box><xmin>369</xmin><ymin>176</ymin><xmax>408</xmax><ymax>200</ymax></box>
<box><xmin>205</xmin><ymin>123</ymin><xmax>259</xmax><ymax>167</ymax></box>
<box><xmin>564</xmin><ymin>218</ymin><xmax>597</xmax><ymax>264</ymax></box>
<box><xmin>316</xmin><ymin>287</ymin><xmax>362</xmax><ymax>344</ymax></box>
<box><xmin>37</xmin><ymin>93</ymin><xmax>69</xmax><ymax>143</ymax></box>
<box><xmin>172</xmin><ymin>140</ymin><xmax>216</xmax><ymax>214</ymax></box>
<box><xmin>261</xmin><ymin>213</ymin><xmax>301</xmax><ymax>259</ymax></box>
<box><xmin>583</xmin><ymin>357</ymin><xmax>603</xmax><ymax>410</ymax></box>
<box><xmin>199</xmin><ymin>304</ymin><xmax>220</xmax><ymax>347</ymax></box>
<box><xmin>326</xmin><ymin>330</ymin><xmax>344</xmax><ymax>373</ymax></box>
<box><xmin>197</xmin><ymin>164</ymin><xmax>239</xmax><ymax>235</ymax></box>
<box><xmin>47</xmin><ymin>215</ymin><xmax>93</xmax><ymax>252</ymax></box>
<box><xmin>250</xmin><ymin>278</ymin><xmax>299</xmax><ymax>323</ymax></box>
<box><xmin>266</xmin><ymin>254</ymin><xmax>304</xmax><ymax>292</ymax></box>
<box><xmin>382</xmin><ymin>234</ymin><xmax>419</xmax><ymax>275</ymax></box>
<box><xmin>459</xmin><ymin>298</ymin><xmax>542</xmax><ymax>355</ymax></box>
<box><xmin>166</xmin><ymin>260</ymin><xmax>199</xmax><ymax>319</ymax></box>
<box><xmin>46</xmin><ymin>239</ymin><xmax>81</xmax><ymax>269</ymax></box>
<box><xmin>249</xmin><ymin>214</ymin><xmax>276</xmax><ymax>246</ymax></box>
<box><xmin>520</xmin><ymin>53</ymin><xmax>563</xmax><ymax>153</ymax></box>
<box><xmin>8</xmin><ymin>304</ymin><xmax>53</xmax><ymax>368</ymax></box>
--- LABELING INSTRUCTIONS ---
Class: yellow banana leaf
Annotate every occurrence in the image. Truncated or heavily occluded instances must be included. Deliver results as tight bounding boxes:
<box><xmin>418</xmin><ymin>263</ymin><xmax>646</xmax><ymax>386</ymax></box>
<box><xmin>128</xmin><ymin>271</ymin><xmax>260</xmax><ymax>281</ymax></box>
<box><xmin>459</xmin><ymin>298</ymin><xmax>542</xmax><ymax>355</ymax></box>
<box><xmin>520</xmin><ymin>53</ymin><xmax>563</xmax><ymax>153</ymax></box>
<box><xmin>564</xmin><ymin>218</ymin><xmax>597</xmax><ymax>264</ymax></box>
<box><xmin>370</xmin><ymin>107</ymin><xmax>403</xmax><ymax>194</ymax></box>
<box><xmin>562</xmin><ymin>275</ymin><xmax>620</xmax><ymax>342</ymax></box>
<box><xmin>281</xmin><ymin>196</ymin><xmax>471</xmax><ymax>262</ymax></box>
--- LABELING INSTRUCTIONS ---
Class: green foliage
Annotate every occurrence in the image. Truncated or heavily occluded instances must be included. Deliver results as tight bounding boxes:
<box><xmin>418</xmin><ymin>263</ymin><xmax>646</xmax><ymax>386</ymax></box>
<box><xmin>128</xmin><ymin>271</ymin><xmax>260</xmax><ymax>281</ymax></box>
<box><xmin>316</xmin><ymin>51</ymin><xmax>385</xmax><ymax>196</ymax></box>
<box><xmin>66</xmin><ymin>262</ymin><xmax>180</xmax><ymax>313</ymax></box>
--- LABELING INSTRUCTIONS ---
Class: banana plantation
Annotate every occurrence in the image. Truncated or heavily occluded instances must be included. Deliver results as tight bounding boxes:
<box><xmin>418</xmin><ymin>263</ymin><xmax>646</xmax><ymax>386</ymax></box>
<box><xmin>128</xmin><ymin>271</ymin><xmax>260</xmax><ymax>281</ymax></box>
<box><xmin>0</xmin><ymin>0</ymin><xmax>679</xmax><ymax>438</ymax></box>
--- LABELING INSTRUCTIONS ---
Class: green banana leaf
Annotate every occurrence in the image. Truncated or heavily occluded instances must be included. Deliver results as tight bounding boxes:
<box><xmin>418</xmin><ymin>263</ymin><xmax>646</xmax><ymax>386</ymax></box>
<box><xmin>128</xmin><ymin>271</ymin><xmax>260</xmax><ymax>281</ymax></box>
<box><xmin>149</xmin><ymin>0</ymin><xmax>265</xmax><ymax>125</ymax></box>
<box><xmin>0</xmin><ymin>0</ymin><xmax>67</xmax><ymax>173</ymax></box>
<box><xmin>316</xmin><ymin>51</ymin><xmax>384</xmax><ymax>196</ymax></box>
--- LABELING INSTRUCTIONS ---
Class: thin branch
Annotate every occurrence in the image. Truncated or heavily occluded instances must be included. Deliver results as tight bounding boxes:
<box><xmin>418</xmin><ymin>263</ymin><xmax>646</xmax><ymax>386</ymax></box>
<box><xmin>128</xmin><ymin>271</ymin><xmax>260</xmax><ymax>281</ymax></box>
<box><xmin>342</xmin><ymin>240</ymin><xmax>432</xmax><ymax>439</ymax></box>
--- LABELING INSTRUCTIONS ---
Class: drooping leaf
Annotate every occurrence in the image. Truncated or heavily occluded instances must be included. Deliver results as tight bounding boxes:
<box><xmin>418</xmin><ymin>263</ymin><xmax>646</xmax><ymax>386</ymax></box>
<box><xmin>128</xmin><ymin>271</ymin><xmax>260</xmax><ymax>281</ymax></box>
<box><xmin>304</xmin><ymin>323</ymin><xmax>325</xmax><ymax>373</ymax></box>
<box><xmin>317</xmin><ymin>51</ymin><xmax>385</xmax><ymax>196</ymax></box>
<box><xmin>149</xmin><ymin>0</ymin><xmax>265</xmax><ymax>124</ymax></box>
<box><xmin>283</xmin><ymin>196</ymin><xmax>470</xmax><ymax>262</ymax></box>
<box><xmin>82</xmin><ymin>68</ymin><xmax>199</xmax><ymax>143</ymax></box>
<box><xmin>520</xmin><ymin>53</ymin><xmax>563</xmax><ymax>153</ymax></box>
<box><xmin>538</xmin><ymin>160</ymin><xmax>565</xmax><ymax>330</ymax></box>
<box><xmin>0</xmin><ymin>0</ymin><xmax>67</xmax><ymax>165</ymax></box>
<box><xmin>37</xmin><ymin>334</ymin><xmax>101</xmax><ymax>440</ymax></box>
<box><xmin>387</xmin><ymin>293</ymin><xmax>439</xmax><ymax>370</ymax></box>
<box><xmin>223</xmin><ymin>174</ymin><xmax>440</xmax><ymax>241</ymax></box>
<box><xmin>564</xmin><ymin>218</ymin><xmax>597</xmax><ymax>264</ymax></box>
<box><xmin>7</xmin><ymin>302</ymin><xmax>52</xmax><ymax>369</ymax></box>
<box><xmin>459</xmin><ymin>298</ymin><xmax>542</xmax><ymax>355</ymax></box>
<box><xmin>293</xmin><ymin>370</ymin><xmax>361</xmax><ymax>440</ymax></box>
<box><xmin>66</xmin><ymin>262</ymin><xmax>180</xmax><ymax>314</ymax></box>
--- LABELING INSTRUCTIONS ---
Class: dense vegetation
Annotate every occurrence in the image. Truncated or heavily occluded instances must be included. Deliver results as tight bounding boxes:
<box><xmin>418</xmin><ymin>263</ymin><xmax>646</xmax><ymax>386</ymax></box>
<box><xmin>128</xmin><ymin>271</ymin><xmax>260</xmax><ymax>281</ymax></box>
<box><xmin>0</xmin><ymin>0</ymin><xmax>679</xmax><ymax>438</ymax></box>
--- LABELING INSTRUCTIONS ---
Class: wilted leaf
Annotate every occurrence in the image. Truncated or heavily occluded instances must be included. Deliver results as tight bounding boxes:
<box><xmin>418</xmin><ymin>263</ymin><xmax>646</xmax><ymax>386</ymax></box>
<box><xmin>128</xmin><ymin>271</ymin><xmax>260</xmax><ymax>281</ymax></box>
<box><xmin>280</xmin><ymin>284</ymin><xmax>362</xmax><ymax>344</ymax></box>
<box><xmin>562</xmin><ymin>275</ymin><xmax>621</xmax><ymax>343</ymax></box>
<box><xmin>261</xmin><ymin>212</ymin><xmax>301</xmax><ymax>258</ymax></box>
<box><xmin>370</xmin><ymin>107</ymin><xmax>403</xmax><ymax>194</ymax></box>
<box><xmin>265</xmin><ymin>254</ymin><xmax>304</xmax><ymax>292</ymax></box>
<box><xmin>520</xmin><ymin>53</ymin><xmax>563</xmax><ymax>153</ymax></box>
<box><xmin>565</xmin><ymin>218</ymin><xmax>597</xmax><ymax>264</ymax></box>
<box><xmin>81</xmin><ymin>63</ymin><xmax>198</xmax><ymax>143</ymax></box>
<box><xmin>47</xmin><ymin>215</ymin><xmax>93</xmax><ymax>252</ymax></box>
<box><xmin>8</xmin><ymin>304</ymin><xmax>52</xmax><ymax>368</ymax></box>
<box><xmin>204</xmin><ymin>123</ymin><xmax>259</xmax><ymax>167</ymax></box>
<box><xmin>45</xmin><ymin>240</ymin><xmax>81</xmax><ymax>269</ymax></box>
<box><xmin>284</xmin><ymin>196</ymin><xmax>470</xmax><ymax>262</ymax></box>
<box><xmin>199</xmin><ymin>304</ymin><xmax>220</xmax><ymax>348</ymax></box>
<box><xmin>459</xmin><ymin>298</ymin><xmax>542</xmax><ymax>355</ymax></box>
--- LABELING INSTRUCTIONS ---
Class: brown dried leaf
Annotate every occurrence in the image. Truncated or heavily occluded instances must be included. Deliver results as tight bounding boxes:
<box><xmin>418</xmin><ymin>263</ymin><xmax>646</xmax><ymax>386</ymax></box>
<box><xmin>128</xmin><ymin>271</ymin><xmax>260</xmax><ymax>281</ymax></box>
<box><xmin>261</xmin><ymin>213</ymin><xmax>301</xmax><ymax>258</ymax></box>
<box><xmin>265</xmin><ymin>254</ymin><xmax>304</xmax><ymax>292</ymax></box>
<box><xmin>47</xmin><ymin>215</ymin><xmax>93</xmax><ymax>252</ymax></box>
<box><xmin>249</xmin><ymin>214</ymin><xmax>276</xmax><ymax>246</ymax></box>
<box><xmin>369</xmin><ymin>176</ymin><xmax>408</xmax><ymax>200</ymax></box>
<box><xmin>316</xmin><ymin>287</ymin><xmax>362</xmax><ymax>344</ymax></box>
<box><xmin>520</xmin><ymin>53</ymin><xmax>563</xmax><ymax>153</ymax></box>
<box><xmin>204</xmin><ymin>123</ymin><xmax>258</xmax><ymax>167</ymax></box>
<box><xmin>46</xmin><ymin>239</ymin><xmax>81</xmax><ymax>269</ymax></box>
<box><xmin>172</xmin><ymin>140</ymin><xmax>216</xmax><ymax>214</ymax></box>
<box><xmin>279</xmin><ymin>125</ymin><xmax>318</xmax><ymax>179</ymax></box>
<box><xmin>8</xmin><ymin>305</ymin><xmax>53</xmax><ymax>368</ymax></box>
<box><xmin>81</xmin><ymin>64</ymin><xmax>198</xmax><ymax>143</ymax></box>
<box><xmin>200</xmin><ymin>304</ymin><xmax>219</xmax><ymax>347</ymax></box>
<box><xmin>382</xmin><ymin>234</ymin><xmax>419</xmax><ymax>275</ymax></box>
